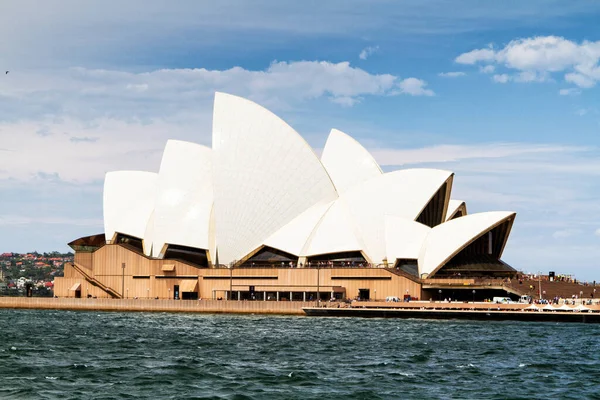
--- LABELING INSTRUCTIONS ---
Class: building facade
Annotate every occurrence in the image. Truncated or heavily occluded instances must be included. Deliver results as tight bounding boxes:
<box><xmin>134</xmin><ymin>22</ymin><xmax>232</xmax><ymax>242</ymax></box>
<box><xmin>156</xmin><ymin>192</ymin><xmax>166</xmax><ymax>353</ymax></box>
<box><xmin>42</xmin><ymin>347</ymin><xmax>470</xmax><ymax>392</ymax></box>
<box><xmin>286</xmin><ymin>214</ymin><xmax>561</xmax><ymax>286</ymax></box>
<box><xmin>54</xmin><ymin>92</ymin><xmax>517</xmax><ymax>301</ymax></box>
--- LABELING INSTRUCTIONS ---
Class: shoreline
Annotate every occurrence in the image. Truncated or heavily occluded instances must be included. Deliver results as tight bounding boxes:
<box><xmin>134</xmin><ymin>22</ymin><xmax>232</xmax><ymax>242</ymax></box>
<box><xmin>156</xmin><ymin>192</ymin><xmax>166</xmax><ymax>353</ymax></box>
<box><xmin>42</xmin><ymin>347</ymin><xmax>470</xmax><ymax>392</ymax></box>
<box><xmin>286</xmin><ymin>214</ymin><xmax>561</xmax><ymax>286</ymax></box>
<box><xmin>302</xmin><ymin>306</ymin><xmax>600</xmax><ymax>323</ymax></box>
<box><xmin>0</xmin><ymin>297</ymin><xmax>311</xmax><ymax>315</ymax></box>
<box><xmin>2</xmin><ymin>297</ymin><xmax>600</xmax><ymax>323</ymax></box>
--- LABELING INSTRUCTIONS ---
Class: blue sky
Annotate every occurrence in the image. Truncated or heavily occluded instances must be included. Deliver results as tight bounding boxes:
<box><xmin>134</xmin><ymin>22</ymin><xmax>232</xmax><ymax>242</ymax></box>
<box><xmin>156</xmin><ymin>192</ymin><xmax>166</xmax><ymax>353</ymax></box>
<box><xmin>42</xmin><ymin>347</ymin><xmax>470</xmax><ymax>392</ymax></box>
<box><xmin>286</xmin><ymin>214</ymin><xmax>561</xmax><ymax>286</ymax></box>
<box><xmin>1</xmin><ymin>1</ymin><xmax>600</xmax><ymax>279</ymax></box>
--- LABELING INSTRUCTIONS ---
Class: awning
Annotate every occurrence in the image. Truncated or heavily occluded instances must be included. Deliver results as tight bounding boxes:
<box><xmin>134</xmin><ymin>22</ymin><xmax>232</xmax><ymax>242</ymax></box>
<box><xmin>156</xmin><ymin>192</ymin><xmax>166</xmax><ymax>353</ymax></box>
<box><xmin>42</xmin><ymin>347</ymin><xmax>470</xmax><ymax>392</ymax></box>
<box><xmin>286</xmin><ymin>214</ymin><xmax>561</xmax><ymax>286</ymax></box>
<box><xmin>70</xmin><ymin>283</ymin><xmax>81</xmax><ymax>291</ymax></box>
<box><xmin>180</xmin><ymin>280</ymin><xmax>198</xmax><ymax>292</ymax></box>
<box><xmin>161</xmin><ymin>264</ymin><xmax>175</xmax><ymax>272</ymax></box>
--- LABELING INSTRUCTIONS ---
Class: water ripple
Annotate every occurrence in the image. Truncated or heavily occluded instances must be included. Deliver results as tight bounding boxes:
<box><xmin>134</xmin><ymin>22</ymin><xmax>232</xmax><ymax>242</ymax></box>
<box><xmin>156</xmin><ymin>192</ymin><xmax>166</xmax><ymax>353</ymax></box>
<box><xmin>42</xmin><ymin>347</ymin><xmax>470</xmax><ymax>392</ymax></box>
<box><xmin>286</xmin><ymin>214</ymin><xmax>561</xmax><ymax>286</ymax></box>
<box><xmin>1</xmin><ymin>310</ymin><xmax>600</xmax><ymax>399</ymax></box>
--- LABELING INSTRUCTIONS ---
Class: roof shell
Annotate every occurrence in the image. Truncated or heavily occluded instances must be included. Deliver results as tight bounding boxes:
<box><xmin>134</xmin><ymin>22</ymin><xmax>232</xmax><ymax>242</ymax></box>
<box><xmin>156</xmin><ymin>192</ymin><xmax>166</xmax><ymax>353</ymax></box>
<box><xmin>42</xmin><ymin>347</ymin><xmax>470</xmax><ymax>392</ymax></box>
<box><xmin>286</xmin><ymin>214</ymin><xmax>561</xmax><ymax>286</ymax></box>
<box><xmin>211</xmin><ymin>92</ymin><xmax>338</xmax><ymax>264</ymax></box>
<box><xmin>264</xmin><ymin>199</ymin><xmax>334</xmax><ymax>256</ymax></box>
<box><xmin>103</xmin><ymin>171</ymin><xmax>157</xmax><ymax>243</ymax></box>
<box><xmin>445</xmin><ymin>199</ymin><xmax>467</xmax><ymax>221</ymax></box>
<box><xmin>150</xmin><ymin>140</ymin><xmax>213</xmax><ymax>257</ymax></box>
<box><xmin>321</xmin><ymin>128</ymin><xmax>382</xmax><ymax>194</ymax></box>
<box><xmin>418</xmin><ymin>211</ymin><xmax>516</xmax><ymax>276</ymax></box>
<box><xmin>384</xmin><ymin>216</ymin><xmax>430</xmax><ymax>262</ymax></box>
<box><xmin>301</xmin><ymin>199</ymin><xmax>367</xmax><ymax>257</ymax></box>
<box><xmin>341</xmin><ymin>168</ymin><xmax>453</xmax><ymax>264</ymax></box>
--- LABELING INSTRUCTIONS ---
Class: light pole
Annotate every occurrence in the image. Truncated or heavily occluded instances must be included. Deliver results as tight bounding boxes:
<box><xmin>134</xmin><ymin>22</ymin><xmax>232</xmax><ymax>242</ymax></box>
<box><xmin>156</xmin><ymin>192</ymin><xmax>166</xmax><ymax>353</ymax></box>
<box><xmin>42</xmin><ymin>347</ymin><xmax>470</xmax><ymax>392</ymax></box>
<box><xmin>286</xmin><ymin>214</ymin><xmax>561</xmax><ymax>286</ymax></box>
<box><xmin>126</xmin><ymin>288</ymin><xmax>129</xmax><ymax>299</ymax></box>
<box><xmin>374</xmin><ymin>289</ymin><xmax>377</xmax><ymax>301</ymax></box>
<box><xmin>121</xmin><ymin>262</ymin><xmax>126</xmax><ymax>299</ymax></box>
<box><xmin>168</xmin><ymin>288</ymin><xmax>171</xmax><ymax>300</ymax></box>
<box><xmin>538</xmin><ymin>271</ymin><xmax>542</xmax><ymax>300</ymax></box>
<box><xmin>316</xmin><ymin>264</ymin><xmax>320</xmax><ymax>306</ymax></box>
<box><xmin>147</xmin><ymin>288</ymin><xmax>149</xmax><ymax>299</ymax></box>
<box><xmin>229</xmin><ymin>263</ymin><xmax>233</xmax><ymax>300</ymax></box>
<box><xmin>472</xmin><ymin>289</ymin><xmax>476</xmax><ymax>303</ymax></box>
<box><xmin>438</xmin><ymin>289</ymin><xmax>442</xmax><ymax>302</ymax></box>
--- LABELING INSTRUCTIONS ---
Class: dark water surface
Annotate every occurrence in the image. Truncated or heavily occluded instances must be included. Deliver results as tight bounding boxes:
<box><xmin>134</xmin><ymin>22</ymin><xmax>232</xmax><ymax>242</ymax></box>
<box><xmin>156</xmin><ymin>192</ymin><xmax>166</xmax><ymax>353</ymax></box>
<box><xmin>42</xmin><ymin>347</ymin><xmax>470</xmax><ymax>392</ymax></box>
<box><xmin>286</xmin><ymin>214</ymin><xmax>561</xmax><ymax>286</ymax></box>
<box><xmin>1</xmin><ymin>309</ymin><xmax>600</xmax><ymax>399</ymax></box>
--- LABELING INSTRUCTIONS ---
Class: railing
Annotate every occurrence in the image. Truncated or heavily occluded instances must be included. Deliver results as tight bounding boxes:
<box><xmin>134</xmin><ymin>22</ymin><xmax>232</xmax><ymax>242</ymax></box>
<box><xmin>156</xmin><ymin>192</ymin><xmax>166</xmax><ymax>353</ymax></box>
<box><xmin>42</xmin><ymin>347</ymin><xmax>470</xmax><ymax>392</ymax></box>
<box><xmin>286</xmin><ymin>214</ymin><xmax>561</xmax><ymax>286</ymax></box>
<box><xmin>71</xmin><ymin>263</ymin><xmax>122</xmax><ymax>299</ymax></box>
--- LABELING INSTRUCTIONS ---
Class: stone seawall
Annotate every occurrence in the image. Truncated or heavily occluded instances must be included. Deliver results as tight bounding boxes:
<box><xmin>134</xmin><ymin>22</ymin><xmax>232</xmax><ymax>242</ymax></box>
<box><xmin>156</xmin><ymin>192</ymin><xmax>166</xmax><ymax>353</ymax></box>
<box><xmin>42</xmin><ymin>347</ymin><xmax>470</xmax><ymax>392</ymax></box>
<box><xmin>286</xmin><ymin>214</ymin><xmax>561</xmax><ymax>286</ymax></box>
<box><xmin>0</xmin><ymin>297</ymin><xmax>313</xmax><ymax>315</ymax></box>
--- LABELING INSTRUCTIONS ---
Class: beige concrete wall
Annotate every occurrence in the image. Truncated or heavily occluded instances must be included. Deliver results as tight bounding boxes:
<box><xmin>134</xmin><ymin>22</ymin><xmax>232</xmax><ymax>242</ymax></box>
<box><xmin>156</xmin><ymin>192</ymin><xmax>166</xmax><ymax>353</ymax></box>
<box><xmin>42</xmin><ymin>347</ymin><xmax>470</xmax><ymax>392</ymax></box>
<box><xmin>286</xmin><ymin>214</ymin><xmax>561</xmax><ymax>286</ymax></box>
<box><xmin>0</xmin><ymin>297</ymin><xmax>312</xmax><ymax>315</ymax></box>
<box><xmin>54</xmin><ymin>244</ymin><xmax>423</xmax><ymax>300</ymax></box>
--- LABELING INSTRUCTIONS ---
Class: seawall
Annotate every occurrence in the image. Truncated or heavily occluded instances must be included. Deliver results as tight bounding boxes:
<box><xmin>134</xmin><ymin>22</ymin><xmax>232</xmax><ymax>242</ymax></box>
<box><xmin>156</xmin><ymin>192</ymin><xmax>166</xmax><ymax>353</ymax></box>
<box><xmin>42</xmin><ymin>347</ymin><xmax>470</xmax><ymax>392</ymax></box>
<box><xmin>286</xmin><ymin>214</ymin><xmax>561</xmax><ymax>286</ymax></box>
<box><xmin>0</xmin><ymin>297</ymin><xmax>312</xmax><ymax>315</ymax></box>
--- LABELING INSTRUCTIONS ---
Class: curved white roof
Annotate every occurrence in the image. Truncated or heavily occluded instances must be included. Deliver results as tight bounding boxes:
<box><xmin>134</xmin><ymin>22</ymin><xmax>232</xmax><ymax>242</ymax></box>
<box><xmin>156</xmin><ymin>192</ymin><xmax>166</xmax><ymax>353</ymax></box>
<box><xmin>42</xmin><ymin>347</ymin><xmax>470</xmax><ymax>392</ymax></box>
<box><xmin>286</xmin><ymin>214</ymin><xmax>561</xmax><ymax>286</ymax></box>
<box><xmin>143</xmin><ymin>211</ymin><xmax>155</xmax><ymax>256</ymax></box>
<box><xmin>301</xmin><ymin>199</ymin><xmax>366</xmax><ymax>257</ymax></box>
<box><xmin>212</xmin><ymin>92</ymin><xmax>338</xmax><ymax>264</ymax></box>
<box><xmin>418</xmin><ymin>211</ymin><xmax>516</xmax><ymax>276</ymax></box>
<box><xmin>321</xmin><ymin>129</ymin><xmax>382</xmax><ymax>194</ymax></box>
<box><xmin>264</xmin><ymin>200</ymin><xmax>334</xmax><ymax>256</ymax></box>
<box><xmin>445</xmin><ymin>199</ymin><xmax>467</xmax><ymax>221</ymax></box>
<box><xmin>384</xmin><ymin>216</ymin><xmax>430</xmax><ymax>262</ymax></box>
<box><xmin>103</xmin><ymin>171</ymin><xmax>157</xmax><ymax>243</ymax></box>
<box><xmin>342</xmin><ymin>169</ymin><xmax>453</xmax><ymax>264</ymax></box>
<box><xmin>150</xmin><ymin>140</ymin><xmax>213</xmax><ymax>257</ymax></box>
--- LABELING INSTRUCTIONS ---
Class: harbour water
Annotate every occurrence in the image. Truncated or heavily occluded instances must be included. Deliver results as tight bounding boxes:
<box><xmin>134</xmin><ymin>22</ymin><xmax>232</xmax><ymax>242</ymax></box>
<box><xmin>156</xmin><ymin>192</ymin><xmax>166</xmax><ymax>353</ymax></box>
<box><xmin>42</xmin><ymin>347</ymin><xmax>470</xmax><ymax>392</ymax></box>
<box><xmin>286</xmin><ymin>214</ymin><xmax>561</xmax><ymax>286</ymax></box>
<box><xmin>1</xmin><ymin>309</ymin><xmax>600</xmax><ymax>399</ymax></box>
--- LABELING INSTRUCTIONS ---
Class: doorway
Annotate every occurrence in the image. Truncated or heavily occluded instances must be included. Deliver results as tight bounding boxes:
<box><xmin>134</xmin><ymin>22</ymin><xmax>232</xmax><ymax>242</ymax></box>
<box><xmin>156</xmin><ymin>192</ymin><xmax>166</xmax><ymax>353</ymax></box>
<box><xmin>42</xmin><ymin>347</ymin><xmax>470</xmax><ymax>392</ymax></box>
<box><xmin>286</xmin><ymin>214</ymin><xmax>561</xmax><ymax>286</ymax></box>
<box><xmin>358</xmin><ymin>289</ymin><xmax>370</xmax><ymax>301</ymax></box>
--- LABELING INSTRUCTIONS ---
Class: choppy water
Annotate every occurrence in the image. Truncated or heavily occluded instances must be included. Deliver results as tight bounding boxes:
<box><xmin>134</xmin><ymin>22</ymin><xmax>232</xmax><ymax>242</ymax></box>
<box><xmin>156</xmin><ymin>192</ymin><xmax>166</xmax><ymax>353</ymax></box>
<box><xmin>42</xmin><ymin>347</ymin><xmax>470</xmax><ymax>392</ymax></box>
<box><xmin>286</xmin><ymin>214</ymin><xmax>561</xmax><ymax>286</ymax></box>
<box><xmin>1</xmin><ymin>310</ymin><xmax>600</xmax><ymax>399</ymax></box>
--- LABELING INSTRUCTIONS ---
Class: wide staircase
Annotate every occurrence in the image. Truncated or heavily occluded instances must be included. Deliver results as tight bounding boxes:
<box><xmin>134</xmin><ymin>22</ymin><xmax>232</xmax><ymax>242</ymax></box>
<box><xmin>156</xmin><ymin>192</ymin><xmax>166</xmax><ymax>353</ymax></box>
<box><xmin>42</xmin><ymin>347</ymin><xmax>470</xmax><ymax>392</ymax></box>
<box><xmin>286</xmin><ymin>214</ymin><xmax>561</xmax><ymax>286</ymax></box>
<box><xmin>385</xmin><ymin>268</ymin><xmax>422</xmax><ymax>283</ymax></box>
<box><xmin>504</xmin><ymin>279</ymin><xmax>596</xmax><ymax>300</ymax></box>
<box><xmin>70</xmin><ymin>262</ymin><xmax>122</xmax><ymax>299</ymax></box>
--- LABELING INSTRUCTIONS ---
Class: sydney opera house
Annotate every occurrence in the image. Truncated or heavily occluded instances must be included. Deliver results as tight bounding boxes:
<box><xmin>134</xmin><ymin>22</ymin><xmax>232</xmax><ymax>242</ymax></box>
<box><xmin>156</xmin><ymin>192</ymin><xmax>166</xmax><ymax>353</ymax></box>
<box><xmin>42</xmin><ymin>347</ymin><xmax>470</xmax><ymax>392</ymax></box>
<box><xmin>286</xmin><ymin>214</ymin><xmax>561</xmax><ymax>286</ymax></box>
<box><xmin>54</xmin><ymin>93</ymin><xmax>517</xmax><ymax>302</ymax></box>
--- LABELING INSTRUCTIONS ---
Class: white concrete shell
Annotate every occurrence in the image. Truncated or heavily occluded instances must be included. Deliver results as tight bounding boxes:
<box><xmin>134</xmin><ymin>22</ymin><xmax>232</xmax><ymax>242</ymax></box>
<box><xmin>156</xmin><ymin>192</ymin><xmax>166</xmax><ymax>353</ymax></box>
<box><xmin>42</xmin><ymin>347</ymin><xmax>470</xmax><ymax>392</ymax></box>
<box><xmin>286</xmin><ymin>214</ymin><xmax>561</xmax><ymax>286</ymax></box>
<box><xmin>264</xmin><ymin>200</ymin><xmax>334</xmax><ymax>256</ymax></box>
<box><xmin>301</xmin><ymin>199</ymin><xmax>366</xmax><ymax>257</ymax></box>
<box><xmin>384</xmin><ymin>217</ymin><xmax>430</xmax><ymax>263</ymax></box>
<box><xmin>445</xmin><ymin>199</ymin><xmax>467</xmax><ymax>221</ymax></box>
<box><xmin>212</xmin><ymin>92</ymin><xmax>338</xmax><ymax>264</ymax></box>
<box><xmin>342</xmin><ymin>169</ymin><xmax>453</xmax><ymax>264</ymax></box>
<box><xmin>418</xmin><ymin>211</ymin><xmax>516</xmax><ymax>277</ymax></box>
<box><xmin>103</xmin><ymin>171</ymin><xmax>158</xmax><ymax>244</ymax></box>
<box><xmin>321</xmin><ymin>128</ymin><xmax>382</xmax><ymax>194</ymax></box>
<box><xmin>143</xmin><ymin>211</ymin><xmax>155</xmax><ymax>256</ymax></box>
<box><xmin>150</xmin><ymin>140</ymin><xmax>213</xmax><ymax>258</ymax></box>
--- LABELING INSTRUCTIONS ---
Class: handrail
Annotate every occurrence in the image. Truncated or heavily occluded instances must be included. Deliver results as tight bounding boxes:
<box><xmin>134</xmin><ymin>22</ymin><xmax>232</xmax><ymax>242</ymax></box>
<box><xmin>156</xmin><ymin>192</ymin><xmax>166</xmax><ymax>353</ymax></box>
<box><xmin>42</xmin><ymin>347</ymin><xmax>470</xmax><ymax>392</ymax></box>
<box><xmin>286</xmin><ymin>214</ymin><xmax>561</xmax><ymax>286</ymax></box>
<box><xmin>71</xmin><ymin>262</ymin><xmax>122</xmax><ymax>299</ymax></box>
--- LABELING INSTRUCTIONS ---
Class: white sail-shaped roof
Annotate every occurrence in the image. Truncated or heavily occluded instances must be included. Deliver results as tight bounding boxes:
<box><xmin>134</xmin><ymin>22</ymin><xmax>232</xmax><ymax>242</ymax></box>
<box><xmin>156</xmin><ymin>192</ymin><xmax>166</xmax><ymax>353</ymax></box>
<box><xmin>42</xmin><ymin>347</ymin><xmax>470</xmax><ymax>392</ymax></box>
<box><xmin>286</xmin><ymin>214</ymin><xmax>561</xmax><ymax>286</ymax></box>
<box><xmin>418</xmin><ymin>211</ymin><xmax>516</xmax><ymax>276</ymax></box>
<box><xmin>264</xmin><ymin>200</ymin><xmax>334</xmax><ymax>256</ymax></box>
<box><xmin>212</xmin><ymin>92</ymin><xmax>338</xmax><ymax>264</ymax></box>
<box><xmin>103</xmin><ymin>171</ymin><xmax>157</xmax><ymax>243</ymax></box>
<box><xmin>342</xmin><ymin>169</ymin><xmax>453</xmax><ymax>264</ymax></box>
<box><xmin>301</xmin><ymin>199</ymin><xmax>366</xmax><ymax>257</ymax></box>
<box><xmin>321</xmin><ymin>128</ymin><xmax>383</xmax><ymax>194</ymax></box>
<box><xmin>384</xmin><ymin>216</ymin><xmax>430</xmax><ymax>263</ymax></box>
<box><xmin>445</xmin><ymin>199</ymin><xmax>467</xmax><ymax>221</ymax></box>
<box><xmin>150</xmin><ymin>140</ymin><xmax>213</xmax><ymax>257</ymax></box>
<box><xmin>143</xmin><ymin>211</ymin><xmax>155</xmax><ymax>256</ymax></box>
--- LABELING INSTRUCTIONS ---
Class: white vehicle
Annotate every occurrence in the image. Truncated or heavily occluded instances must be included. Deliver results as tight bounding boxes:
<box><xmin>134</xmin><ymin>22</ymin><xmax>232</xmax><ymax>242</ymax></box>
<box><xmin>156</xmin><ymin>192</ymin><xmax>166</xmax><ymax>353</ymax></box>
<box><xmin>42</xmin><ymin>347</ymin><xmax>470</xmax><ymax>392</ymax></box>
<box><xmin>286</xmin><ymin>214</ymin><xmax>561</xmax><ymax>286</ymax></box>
<box><xmin>519</xmin><ymin>295</ymin><xmax>532</xmax><ymax>303</ymax></box>
<box><xmin>386</xmin><ymin>296</ymin><xmax>400</xmax><ymax>302</ymax></box>
<box><xmin>492</xmin><ymin>297</ymin><xmax>515</xmax><ymax>304</ymax></box>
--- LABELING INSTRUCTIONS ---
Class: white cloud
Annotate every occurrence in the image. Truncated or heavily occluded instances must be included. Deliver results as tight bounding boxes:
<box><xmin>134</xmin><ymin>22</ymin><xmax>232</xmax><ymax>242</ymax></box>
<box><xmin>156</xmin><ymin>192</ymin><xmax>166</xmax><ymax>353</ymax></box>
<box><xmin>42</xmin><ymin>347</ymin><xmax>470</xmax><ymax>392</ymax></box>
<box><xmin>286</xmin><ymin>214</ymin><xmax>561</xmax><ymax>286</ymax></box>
<box><xmin>359</xmin><ymin>46</ymin><xmax>379</xmax><ymax>60</ymax></box>
<box><xmin>0</xmin><ymin>61</ymin><xmax>436</xmax><ymax>183</ymax></box>
<box><xmin>438</xmin><ymin>71</ymin><xmax>466</xmax><ymax>78</ymax></box>
<box><xmin>0</xmin><ymin>61</ymin><xmax>433</xmax><ymax>123</ymax></box>
<box><xmin>493</xmin><ymin>74</ymin><xmax>510</xmax><ymax>83</ymax></box>
<box><xmin>480</xmin><ymin>65</ymin><xmax>495</xmax><ymax>74</ymax></box>
<box><xmin>565</xmin><ymin>72</ymin><xmax>596</xmax><ymax>88</ymax></box>
<box><xmin>0</xmin><ymin>215</ymin><xmax>102</xmax><ymax>227</ymax></box>
<box><xmin>455</xmin><ymin>47</ymin><xmax>496</xmax><ymax>64</ymax></box>
<box><xmin>395</xmin><ymin>78</ymin><xmax>435</xmax><ymax>96</ymax></box>
<box><xmin>455</xmin><ymin>36</ymin><xmax>600</xmax><ymax>89</ymax></box>
<box><xmin>514</xmin><ymin>70</ymin><xmax>549</xmax><ymax>82</ymax></box>
<box><xmin>595</xmin><ymin>228</ymin><xmax>600</xmax><ymax>237</ymax></box>
<box><xmin>559</xmin><ymin>88</ymin><xmax>581</xmax><ymax>96</ymax></box>
<box><xmin>369</xmin><ymin>142</ymin><xmax>586</xmax><ymax>166</ymax></box>
<box><xmin>552</xmin><ymin>228</ymin><xmax>581</xmax><ymax>239</ymax></box>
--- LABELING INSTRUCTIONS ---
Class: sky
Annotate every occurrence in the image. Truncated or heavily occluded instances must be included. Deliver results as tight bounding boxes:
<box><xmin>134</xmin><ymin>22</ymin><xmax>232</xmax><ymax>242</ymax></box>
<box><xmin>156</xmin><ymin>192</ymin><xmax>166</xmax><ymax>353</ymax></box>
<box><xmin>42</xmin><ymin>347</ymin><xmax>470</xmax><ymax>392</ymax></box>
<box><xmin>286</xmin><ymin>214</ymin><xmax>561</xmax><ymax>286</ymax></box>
<box><xmin>1</xmin><ymin>0</ymin><xmax>600</xmax><ymax>279</ymax></box>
